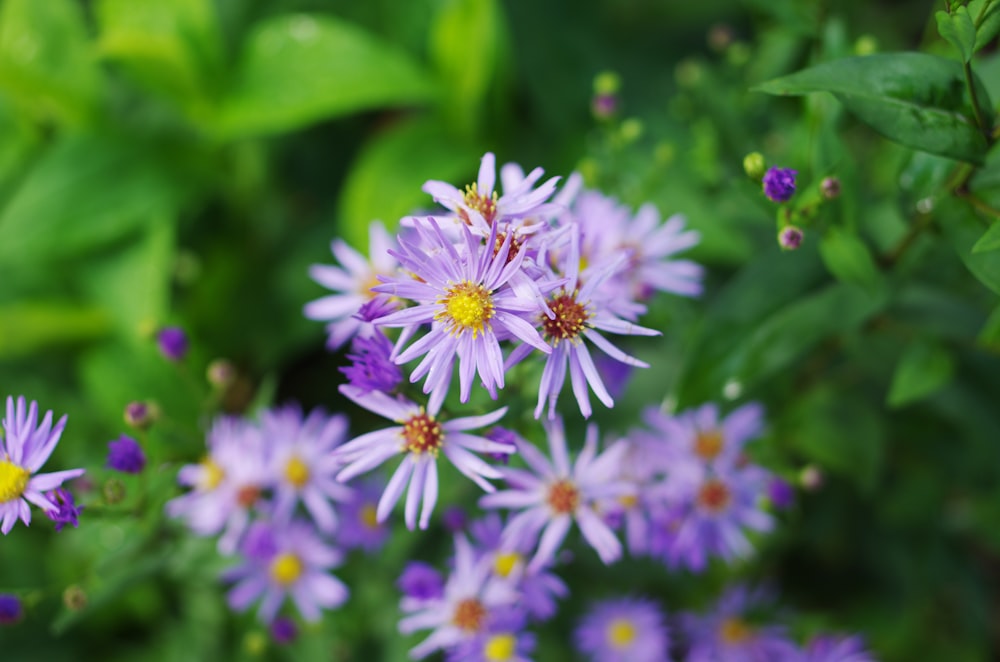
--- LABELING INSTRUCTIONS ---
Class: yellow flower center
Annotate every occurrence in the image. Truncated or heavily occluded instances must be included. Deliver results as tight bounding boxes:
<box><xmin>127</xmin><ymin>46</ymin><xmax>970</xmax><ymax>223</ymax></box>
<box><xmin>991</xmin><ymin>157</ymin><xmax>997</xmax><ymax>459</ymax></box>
<box><xmin>269</xmin><ymin>552</ymin><xmax>304</xmax><ymax>585</ymax></box>
<box><xmin>694</xmin><ymin>428</ymin><xmax>724</xmax><ymax>460</ymax></box>
<box><xmin>284</xmin><ymin>456</ymin><xmax>310</xmax><ymax>488</ymax></box>
<box><xmin>0</xmin><ymin>460</ymin><xmax>30</xmax><ymax>503</ymax></box>
<box><xmin>199</xmin><ymin>458</ymin><xmax>224</xmax><ymax>491</ymax></box>
<box><xmin>401</xmin><ymin>410</ymin><xmax>444</xmax><ymax>456</ymax></box>
<box><xmin>484</xmin><ymin>633</ymin><xmax>516</xmax><ymax>661</ymax></box>
<box><xmin>607</xmin><ymin>618</ymin><xmax>637</xmax><ymax>648</ymax></box>
<box><xmin>461</xmin><ymin>183</ymin><xmax>498</xmax><ymax>225</ymax></box>
<box><xmin>437</xmin><ymin>281</ymin><xmax>494</xmax><ymax>337</ymax></box>
<box><xmin>361</xmin><ymin>503</ymin><xmax>379</xmax><ymax>529</ymax></box>
<box><xmin>493</xmin><ymin>551</ymin><xmax>521</xmax><ymax>578</ymax></box>
<box><xmin>618</xmin><ymin>494</ymin><xmax>639</xmax><ymax>509</ymax></box>
<box><xmin>719</xmin><ymin>617</ymin><xmax>752</xmax><ymax>643</ymax></box>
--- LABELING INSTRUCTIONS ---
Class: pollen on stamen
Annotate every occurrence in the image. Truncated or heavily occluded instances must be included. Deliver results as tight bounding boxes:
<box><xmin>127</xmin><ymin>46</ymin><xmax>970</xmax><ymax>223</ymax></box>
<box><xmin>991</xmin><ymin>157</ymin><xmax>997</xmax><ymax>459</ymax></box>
<box><xmin>694</xmin><ymin>429</ymin><xmax>725</xmax><ymax>460</ymax></box>
<box><xmin>460</xmin><ymin>183</ymin><xmax>499</xmax><ymax>225</ymax></box>
<box><xmin>546</xmin><ymin>479</ymin><xmax>580</xmax><ymax>514</ymax></box>
<box><xmin>541</xmin><ymin>291</ymin><xmax>591</xmax><ymax>345</ymax></box>
<box><xmin>719</xmin><ymin>617</ymin><xmax>752</xmax><ymax>644</ymax></box>
<box><xmin>436</xmin><ymin>281</ymin><xmax>495</xmax><ymax>338</ymax></box>
<box><xmin>452</xmin><ymin>598</ymin><xmax>487</xmax><ymax>632</ymax></box>
<box><xmin>401</xmin><ymin>410</ymin><xmax>444</xmax><ymax>456</ymax></box>
<box><xmin>0</xmin><ymin>460</ymin><xmax>30</xmax><ymax>503</ymax></box>
<box><xmin>696</xmin><ymin>478</ymin><xmax>731</xmax><ymax>513</ymax></box>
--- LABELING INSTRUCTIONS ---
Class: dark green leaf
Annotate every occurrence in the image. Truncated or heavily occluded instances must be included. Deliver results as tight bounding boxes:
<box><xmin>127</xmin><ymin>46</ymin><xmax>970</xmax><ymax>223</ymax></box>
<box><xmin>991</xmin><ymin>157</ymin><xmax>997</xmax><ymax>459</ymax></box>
<box><xmin>212</xmin><ymin>14</ymin><xmax>436</xmax><ymax>138</ymax></box>
<box><xmin>972</xmin><ymin>220</ymin><xmax>1000</xmax><ymax>253</ymax></box>
<box><xmin>754</xmin><ymin>53</ymin><xmax>993</xmax><ymax>164</ymax></box>
<box><xmin>936</xmin><ymin>8</ymin><xmax>977</xmax><ymax>62</ymax></box>
<box><xmin>971</xmin><ymin>0</ymin><xmax>1000</xmax><ymax>51</ymax></box>
<box><xmin>887</xmin><ymin>340</ymin><xmax>955</xmax><ymax>407</ymax></box>
<box><xmin>977</xmin><ymin>302</ymin><xmax>1000</xmax><ymax>350</ymax></box>
<box><xmin>939</xmin><ymin>197</ymin><xmax>1000</xmax><ymax>294</ymax></box>
<box><xmin>819</xmin><ymin>227</ymin><xmax>883</xmax><ymax>291</ymax></box>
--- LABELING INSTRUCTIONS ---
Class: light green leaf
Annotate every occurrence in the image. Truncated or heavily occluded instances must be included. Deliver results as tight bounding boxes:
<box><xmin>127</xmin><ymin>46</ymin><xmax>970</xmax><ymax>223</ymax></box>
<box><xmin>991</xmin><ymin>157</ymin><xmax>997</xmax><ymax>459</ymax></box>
<box><xmin>936</xmin><ymin>7</ymin><xmax>977</xmax><ymax>62</ymax></box>
<box><xmin>972</xmin><ymin>220</ymin><xmax>1000</xmax><ymax>253</ymax></box>
<box><xmin>212</xmin><ymin>14</ymin><xmax>436</xmax><ymax>138</ymax></box>
<box><xmin>887</xmin><ymin>340</ymin><xmax>955</xmax><ymax>407</ymax></box>
<box><xmin>977</xmin><ymin>302</ymin><xmax>1000</xmax><ymax>350</ymax></box>
<box><xmin>970</xmin><ymin>0</ymin><xmax>1000</xmax><ymax>51</ymax></box>
<box><xmin>0</xmin><ymin>0</ymin><xmax>102</xmax><ymax>125</ymax></box>
<box><xmin>819</xmin><ymin>227</ymin><xmax>882</xmax><ymax>290</ymax></box>
<box><xmin>754</xmin><ymin>53</ymin><xmax>993</xmax><ymax>164</ymax></box>
<box><xmin>0</xmin><ymin>302</ymin><xmax>109</xmax><ymax>359</ymax></box>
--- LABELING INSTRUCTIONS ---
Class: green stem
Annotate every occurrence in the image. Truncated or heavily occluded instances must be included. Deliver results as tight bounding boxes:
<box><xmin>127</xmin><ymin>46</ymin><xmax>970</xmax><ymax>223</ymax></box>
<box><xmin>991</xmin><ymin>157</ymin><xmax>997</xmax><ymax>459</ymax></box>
<box><xmin>964</xmin><ymin>60</ymin><xmax>992</xmax><ymax>145</ymax></box>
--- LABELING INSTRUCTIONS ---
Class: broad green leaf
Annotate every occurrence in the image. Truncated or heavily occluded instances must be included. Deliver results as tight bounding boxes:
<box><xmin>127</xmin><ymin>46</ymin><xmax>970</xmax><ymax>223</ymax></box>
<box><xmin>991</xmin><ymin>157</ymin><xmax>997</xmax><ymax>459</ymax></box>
<box><xmin>939</xmin><ymin>197</ymin><xmax>1000</xmax><ymax>294</ymax></box>
<box><xmin>819</xmin><ymin>227</ymin><xmax>882</xmax><ymax>291</ymax></box>
<box><xmin>977</xmin><ymin>302</ymin><xmax>1000</xmax><ymax>350</ymax></box>
<box><xmin>971</xmin><ymin>0</ymin><xmax>1000</xmax><ymax>51</ymax></box>
<box><xmin>972</xmin><ymin>220</ymin><xmax>1000</xmax><ymax>253</ymax></box>
<box><xmin>936</xmin><ymin>7</ymin><xmax>977</xmax><ymax>62</ymax></box>
<box><xmin>95</xmin><ymin>0</ymin><xmax>224</xmax><ymax>122</ymax></box>
<box><xmin>212</xmin><ymin>14</ymin><xmax>436</xmax><ymax>138</ymax></box>
<box><xmin>430</xmin><ymin>0</ymin><xmax>505</xmax><ymax>137</ymax></box>
<box><xmin>0</xmin><ymin>134</ymin><xmax>180</xmax><ymax>263</ymax></box>
<box><xmin>0</xmin><ymin>302</ymin><xmax>109</xmax><ymax>359</ymax></box>
<box><xmin>0</xmin><ymin>0</ymin><xmax>102</xmax><ymax>125</ymax></box>
<box><xmin>338</xmin><ymin>115</ymin><xmax>483</xmax><ymax>247</ymax></box>
<box><xmin>887</xmin><ymin>340</ymin><xmax>955</xmax><ymax>407</ymax></box>
<box><xmin>754</xmin><ymin>53</ymin><xmax>993</xmax><ymax>164</ymax></box>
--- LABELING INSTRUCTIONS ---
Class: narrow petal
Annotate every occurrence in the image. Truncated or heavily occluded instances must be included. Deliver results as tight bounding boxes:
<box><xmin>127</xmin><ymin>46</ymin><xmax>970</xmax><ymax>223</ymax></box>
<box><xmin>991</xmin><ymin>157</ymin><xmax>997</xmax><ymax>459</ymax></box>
<box><xmin>377</xmin><ymin>456</ymin><xmax>415</xmax><ymax>523</ymax></box>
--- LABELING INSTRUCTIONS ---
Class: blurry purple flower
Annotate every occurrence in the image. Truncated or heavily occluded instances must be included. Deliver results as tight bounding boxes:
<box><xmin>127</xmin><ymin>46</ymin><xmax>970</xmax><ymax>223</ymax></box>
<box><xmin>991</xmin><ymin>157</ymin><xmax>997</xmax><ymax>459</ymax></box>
<box><xmin>271</xmin><ymin>617</ymin><xmax>298</xmax><ymax>644</ymax></box>
<box><xmin>803</xmin><ymin>633</ymin><xmax>876</xmax><ymax>662</ymax></box>
<box><xmin>338</xmin><ymin>476</ymin><xmax>390</xmax><ymax>553</ymax></box>
<box><xmin>157</xmin><ymin>326</ymin><xmax>188</xmax><ymax>361</ymax></box>
<box><xmin>681</xmin><ymin>585</ymin><xmax>798</xmax><ymax>662</ymax></box>
<box><xmin>574</xmin><ymin>597</ymin><xmax>669</xmax><ymax>662</ymax></box>
<box><xmin>592</xmin><ymin>93</ymin><xmax>619</xmax><ymax>119</ymax></box>
<box><xmin>779</xmin><ymin>226</ymin><xmax>804</xmax><ymax>250</ymax></box>
<box><xmin>106</xmin><ymin>435</ymin><xmax>146</xmax><ymax>474</ymax></box>
<box><xmin>0</xmin><ymin>594</ymin><xmax>22</xmax><ymax>624</ymax></box>
<box><xmin>446</xmin><ymin>607</ymin><xmax>536</xmax><ymax>662</ymax></box>
<box><xmin>593</xmin><ymin>352</ymin><xmax>634</xmax><ymax>400</ymax></box>
<box><xmin>398</xmin><ymin>562</ymin><xmax>445</xmax><ymax>602</ymax></box>
<box><xmin>46</xmin><ymin>487</ymin><xmax>83</xmax><ymax>531</ymax></box>
<box><xmin>443</xmin><ymin>506</ymin><xmax>468</xmax><ymax>533</ymax></box>
<box><xmin>763</xmin><ymin>167</ymin><xmax>797</xmax><ymax>202</ymax></box>
<box><xmin>485</xmin><ymin>427</ymin><xmax>520</xmax><ymax>464</ymax></box>
<box><xmin>767</xmin><ymin>476</ymin><xmax>795</xmax><ymax>510</ymax></box>
<box><xmin>339</xmin><ymin>332</ymin><xmax>402</xmax><ymax>395</ymax></box>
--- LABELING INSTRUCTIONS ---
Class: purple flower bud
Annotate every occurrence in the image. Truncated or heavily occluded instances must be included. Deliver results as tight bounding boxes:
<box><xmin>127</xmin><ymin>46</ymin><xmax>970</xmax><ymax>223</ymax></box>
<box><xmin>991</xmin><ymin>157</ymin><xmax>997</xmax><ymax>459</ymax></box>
<box><xmin>123</xmin><ymin>401</ymin><xmax>153</xmax><ymax>429</ymax></box>
<box><xmin>442</xmin><ymin>506</ymin><xmax>467</xmax><ymax>533</ymax></box>
<box><xmin>763</xmin><ymin>167</ymin><xmax>797</xmax><ymax>202</ymax></box>
<box><xmin>354</xmin><ymin>296</ymin><xmax>396</xmax><ymax>323</ymax></box>
<box><xmin>0</xmin><ymin>595</ymin><xmax>23</xmax><ymax>625</ymax></box>
<box><xmin>157</xmin><ymin>326</ymin><xmax>188</xmax><ymax>361</ymax></box>
<box><xmin>106</xmin><ymin>435</ymin><xmax>146</xmax><ymax>474</ymax></box>
<box><xmin>591</xmin><ymin>93</ymin><xmax>619</xmax><ymax>119</ymax></box>
<box><xmin>46</xmin><ymin>487</ymin><xmax>83</xmax><ymax>531</ymax></box>
<box><xmin>271</xmin><ymin>617</ymin><xmax>298</xmax><ymax>644</ymax></box>
<box><xmin>767</xmin><ymin>477</ymin><xmax>795</xmax><ymax>509</ymax></box>
<box><xmin>778</xmin><ymin>226</ymin><xmax>804</xmax><ymax>251</ymax></box>
<box><xmin>485</xmin><ymin>427</ymin><xmax>519</xmax><ymax>464</ymax></box>
<box><xmin>821</xmin><ymin>176</ymin><xmax>841</xmax><ymax>200</ymax></box>
<box><xmin>397</xmin><ymin>562</ymin><xmax>444</xmax><ymax>601</ymax></box>
<box><xmin>339</xmin><ymin>332</ymin><xmax>402</xmax><ymax>395</ymax></box>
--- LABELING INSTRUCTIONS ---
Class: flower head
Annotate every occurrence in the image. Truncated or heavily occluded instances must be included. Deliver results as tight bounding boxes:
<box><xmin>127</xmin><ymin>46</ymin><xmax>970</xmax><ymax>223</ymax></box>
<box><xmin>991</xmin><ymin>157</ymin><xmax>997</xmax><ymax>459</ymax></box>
<box><xmin>574</xmin><ymin>597</ymin><xmax>669</xmax><ymax>662</ymax></box>
<box><xmin>0</xmin><ymin>397</ymin><xmax>85</xmax><ymax>534</ymax></box>
<box><xmin>340</xmin><ymin>331</ymin><xmax>403</xmax><ymax>394</ymax></box>
<box><xmin>779</xmin><ymin>226</ymin><xmax>804</xmax><ymax>250</ymax></box>
<box><xmin>803</xmin><ymin>633</ymin><xmax>876</xmax><ymax>662</ymax></box>
<box><xmin>446</xmin><ymin>607</ymin><xmax>537</xmax><ymax>662</ymax></box>
<box><xmin>337</xmin><ymin>475</ymin><xmax>391</xmax><ymax>552</ymax></box>
<box><xmin>681</xmin><ymin>585</ymin><xmax>798</xmax><ymax>662</ymax></box>
<box><xmin>398</xmin><ymin>561</ymin><xmax>445</xmax><ymax>603</ymax></box>
<box><xmin>106</xmin><ymin>435</ymin><xmax>146</xmax><ymax>474</ymax></box>
<box><xmin>763</xmin><ymin>167</ymin><xmax>797</xmax><ymax>202</ymax></box>
<box><xmin>46</xmin><ymin>487</ymin><xmax>83</xmax><ymax>531</ymax></box>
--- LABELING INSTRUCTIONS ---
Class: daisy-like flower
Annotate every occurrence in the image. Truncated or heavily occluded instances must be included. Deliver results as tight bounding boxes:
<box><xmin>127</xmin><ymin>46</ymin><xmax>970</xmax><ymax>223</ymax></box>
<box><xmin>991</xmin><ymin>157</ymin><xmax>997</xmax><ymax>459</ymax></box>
<box><xmin>224</xmin><ymin>520</ymin><xmax>348</xmax><ymax>623</ymax></box>
<box><xmin>305</xmin><ymin>220</ymin><xmax>399</xmax><ymax>349</ymax></box>
<box><xmin>680</xmin><ymin>585</ymin><xmax>798</xmax><ymax>662</ymax></box>
<box><xmin>802</xmin><ymin>634</ymin><xmax>876</xmax><ymax>662</ymax></box>
<box><xmin>334</xmin><ymin>386</ymin><xmax>512</xmax><ymax>530</ymax></box>
<box><xmin>423</xmin><ymin>152</ymin><xmax>560</xmax><ymax>235</ymax></box>
<box><xmin>340</xmin><ymin>331</ymin><xmax>403</xmax><ymax>395</ymax></box>
<box><xmin>480</xmin><ymin>417</ymin><xmax>632</xmax><ymax>571</ymax></box>
<box><xmin>337</xmin><ymin>475</ymin><xmax>391</xmax><ymax>552</ymax></box>
<box><xmin>399</xmin><ymin>534</ymin><xmax>517</xmax><ymax>659</ymax></box>
<box><xmin>0</xmin><ymin>396</ymin><xmax>85</xmax><ymax>535</ymax></box>
<box><xmin>446</xmin><ymin>607</ymin><xmax>537</xmax><ymax>662</ymax></box>
<box><xmin>507</xmin><ymin>225</ymin><xmax>660</xmax><ymax>420</ymax></box>
<box><xmin>262</xmin><ymin>405</ymin><xmax>352</xmax><ymax>533</ymax></box>
<box><xmin>373</xmin><ymin>218</ymin><xmax>550</xmax><ymax>409</ymax></box>
<box><xmin>574</xmin><ymin>597</ymin><xmax>670</xmax><ymax>662</ymax></box>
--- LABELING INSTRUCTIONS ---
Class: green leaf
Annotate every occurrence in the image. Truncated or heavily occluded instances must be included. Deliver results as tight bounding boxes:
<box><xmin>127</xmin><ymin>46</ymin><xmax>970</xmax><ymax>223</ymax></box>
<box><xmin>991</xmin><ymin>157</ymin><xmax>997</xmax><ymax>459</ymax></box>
<box><xmin>0</xmin><ymin>0</ymin><xmax>102</xmax><ymax>125</ymax></box>
<box><xmin>212</xmin><ymin>14</ymin><xmax>436</xmax><ymax>138</ymax></box>
<box><xmin>936</xmin><ymin>7</ymin><xmax>977</xmax><ymax>62</ymax></box>
<box><xmin>939</xmin><ymin>197</ymin><xmax>1000</xmax><ymax>294</ymax></box>
<box><xmin>970</xmin><ymin>0</ymin><xmax>1000</xmax><ymax>52</ymax></box>
<box><xmin>818</xmin><ymin>227</ymin><xmax>882</xmax><ymax>290</ymax></box>
<box><xmin>972</xmin><ymin>220</ymin><xmax>1000</xmax><ymax>253</ymax></box>
<box><xmin>754</xmin><ymin>53</ymin><xmax>993</xmax><ymax>164</ymax></box>
<box><xmin>94</xmin><ymin>0</ymin><xmax>224</xmax><ymax>122</ymax></box>
<box><xmin>887</xmin><ymin>340</ymin><xmax>955</xmax><ymax>407</ymax></box>
<box><xmin>337</xmin><ymin>115</ymin><xmax>483</xmax><ymax>247</ymax></box>
<box><xmin>0</xmin><ymin>134</ymin><xmax>180</xmax><ymax>263</ymax></box>
<box><xmin>977</xmin><ymin>302</ymin><xmax>1000</xmax><ymax>350</ymax></box>
<box><xmin>0</xmin><ymin>302</ymin><xmax>109</xmax><ymax>359</ymax></box>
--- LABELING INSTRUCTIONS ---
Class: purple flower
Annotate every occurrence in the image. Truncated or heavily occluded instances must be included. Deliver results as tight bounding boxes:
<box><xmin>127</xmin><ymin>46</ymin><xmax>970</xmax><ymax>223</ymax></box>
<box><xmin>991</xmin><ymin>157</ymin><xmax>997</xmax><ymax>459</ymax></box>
<box><xmin>574</xmin><ymin>597</ymin><xmax>669</xmax><ymax>662</ymax></box>
<box><xmin>443</xmin><ymin>506</ymin><xmax>468</xmax><ymax>533</ymax></box>
<box><xmin>0</xmin><ymin>594</ymin><xmax>22</xmax><ymax>624</ymax></box>
<box><xmin>803</xmin><ymin>633</ymin><xmax>876</xmax><ymax>662</ymax></box>
<box><xmin>337</xmin><ymin>476</ymin><xmax>391</xmax><ymax>552</ymax></box>
<box><xmin>767</xmin><ymin>476</ymin><xmax>795</xmax><ymax>510</ymax></box>
<box><xmin>0</xmin><ymin>397</ymin><xmax>85</xmax><ymax>534</ymax></box>
<box><xmin>446</xmin><ymin>607</ymin><xmax>537</xmax><ymax>662</ymax></box>
<box><xmin>157</xmin><ymin>326</ymin><xmax>188</xmax><ymax>361</ymax></box>
<box><xmin>398</xmin><ymin>561</ymin><xmax>445</xmax><ymax>602</ymax></box>
<box><xmin>763</xmin><ymin>167</ymin><xmax>797</xmax><ymax>202</ymax></box>
<box><xmin>123</xmin><ymin>401</ymin><xmax>153</xmax><ymax>429</ymax></box>
<box><xmin>305</xmin><ymin>220</ymin><xmax>400</xmax><ymax>349</ymax></box>
<box><xmin>45</xmin><ymin>487</ymin><xmax>83</xmax><ymax>531</ymax></box>
<box><xmin>480</xmin><ymin>417</ymin><xmax>632</xmax><ymax>571</ymax></box>
<box><xmin>334</xmin><ymin>386</ymin><xmax>512</xmax><ymax>530</ymax></box>
<box><xmin>779</xmin><ymin>226</ymin><xmax>804</xmax><ymax>250</ymax></box>
<box><xmin>271</xmin><ymin>617</ymin><xmax>298</xmax><ymax>644</ymax></box>
<box><xmin>106</xmin><ymin>435</ymin><xmax>146</xmax><ymax>474</ymax></box>
<box><xmin>681</xmin><ymin>585</ymin><xmax>798</xmax><ymax>662</ymax></box>
<box><xmin>223</xmin><ymin>520</ymin><xmax>348</xmax><ymax>623</ymax></box>
<box><xmin>339</xmin><ymin>331</ymin><xmax>403</xmax><ymax>394</ymax></box>
<box><xmin>373</xmin><ymin>217</ymin><xmax>550</xmax><ymax>410</ymax></box>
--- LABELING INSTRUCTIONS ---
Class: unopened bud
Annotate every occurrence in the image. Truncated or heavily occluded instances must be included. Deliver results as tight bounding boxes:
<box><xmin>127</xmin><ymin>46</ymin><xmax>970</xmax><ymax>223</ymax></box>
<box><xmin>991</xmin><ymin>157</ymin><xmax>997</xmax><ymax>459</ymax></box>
<box><xmin>799</xmin><ymin>465</ymin><xmax>824</xmax><ymax>491</ymax></box>
<box><xmin>620</xmin><ymin>118</ymin><xmax>643</xmax><ymax>143</ymax></box>
<box><xmin>156</xmin><ymin>326</ymin><xmax>188</xmax><ymax>362</ymax></box>
<box><xmin>207</xmin><ymin>359</ymin><xmax>237</xmax><ymax>389</ymax></box>
<box><xmin>0</xmin><ymin>595</ymin><xmax>23</xmax><ymax>625</ymax></box>
<box><xmin>124</xmin><ymin>401</ymin><xmax>155</xmax><ymax>430</ymax></box>
<box><xmin>63</xmin><ymin>585</ymin><xmax>87</xmax><ymax>611</ymax></box>
<box><xmin>854</xmin><ymin>35</ymin><xmax>878</xmax><ymax>56</ymax></box>
<box><xmin>707</xmin><ymin>23</ymin><xmax>734</xmax><ymax>52</ymax></box>
<box><xmin>778</xmin><ymin>226</ymin><xmax>804</xmax><ymax>251</ymax></box>
<box><xmin>103</xmin><ymin>478</ymin><xmax>126</xmax><ymax>505</ymax></box>
<box><xmin>593</xmin><ymin>70</ymin><xmax>621</xmax><ymax>96</ymax></box>
<box><xmin>271</xmin><ymin>617</ymin><xmax>298</xmax><ymax>645</ymax></box>
<box><xmin>743</xmin><ymin>152</ymin><xmax>766</xmax><ymax>180</ymax></box>
<box><xmin>821</xmin><ymin>176</ymin><xmax>841</xmax><ymax>200</ymax></box>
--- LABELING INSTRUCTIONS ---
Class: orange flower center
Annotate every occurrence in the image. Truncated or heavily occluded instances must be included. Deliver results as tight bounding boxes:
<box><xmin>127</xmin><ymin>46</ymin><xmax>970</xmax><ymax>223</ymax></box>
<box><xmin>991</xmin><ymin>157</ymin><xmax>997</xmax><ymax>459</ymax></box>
<box><xmin>546</xmin><ymin>479</ymin><xmax>580</xmax><ymax>514</ymax></box>
<box><xmin>541</xmin><ymin>291</ymin><xmax>590</xmax><ymax>344</ymax></box>
<box><xmin>452</xmin><ymin>598</ymin><xmax>487</xmax><ymax>632</ymax></box>
<box><xmin>696</xmin><ymin>478</ymin><xmax>731</xmax><ymax>513</ymax></box>
<box><xmin>402</xmin><ymin>411</ymin><xmax>444</xmax><ymax>455</ymax></box>
<box><xmin>694</xmin><ymin>429</ymin><xmax>724</xmax><ymax>460</ymax></box>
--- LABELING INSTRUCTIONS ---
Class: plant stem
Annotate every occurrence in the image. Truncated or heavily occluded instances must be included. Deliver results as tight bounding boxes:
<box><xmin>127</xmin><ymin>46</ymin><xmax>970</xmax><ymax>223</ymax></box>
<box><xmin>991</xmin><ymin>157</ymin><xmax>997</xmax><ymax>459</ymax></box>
<box><xmin>964</xmin><ymin>60</ymin><xmax>993</xmax><ymax>145</ymax></box>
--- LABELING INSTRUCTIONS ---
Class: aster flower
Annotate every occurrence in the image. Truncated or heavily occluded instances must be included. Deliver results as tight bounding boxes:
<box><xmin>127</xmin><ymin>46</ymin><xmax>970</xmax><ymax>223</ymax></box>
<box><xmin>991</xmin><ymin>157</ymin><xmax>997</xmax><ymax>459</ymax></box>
<box><xmin>305</xmin><ymin>220</ymin><xmax>400</xmax><ymax>349</ymax></box>
<box><xmin>398</xmin><ymin>561</ymin><xmax>446</xmax><ymax>608</ymax></box>
<box><xmin>337</xmin><ymin>475</ymin><xmax>391</xmax><ymax>552</ymax></box>
<box><xmin>0</xmin><ymin>594</ymin><xmax>22</xmax><ymax>624</ymax></box>
<box><xmin>224</xmin><ymin>520</ymin><xmax>348</xmax><ymax>624</ymax></box>
<box><xmin>262</xmin><ymin>405</ymin><xmax>352</xmax><ymax>533</ymax></box>
<box><xmin>0</xmin><ymin>396</ymin><xmax>85</xmax><ymax>535</ymax></box>
<box><xmin>446</xmin><ymin>607</ymin><xmax>537</xmax><ymax>662</ymax></box>
<box><xmin>574</xmin><ymin>597</ymin><xmax>670</xmax><ymax>662</ymax></box>
<box><xmin>680</xmin><ymin>585</ymin><xmax>798</xmax><ymax>662</ymax></box>
<box><xmin>507</xmin><ymin>225</ymin><xmax>660</xmax><ymax>420</ymax></box>
<box><xmin>340</xmin><ymin>331</ymin><xmax>403</xmax><ymax>394</ymax></box>
<box><xmin>399</xmin><ymin>534</ymin><xmax>517</xmax><ymax>659</ymax></box>
<box><xmin>763</xmin><ymin>167</ymin><xmax>797</xmax><ymax>202</ymax></box>
<box><xmin>802</xmin><ymin>634</ymin><xmax>876</xmax><ymax>662</ymax></box>
<box><xmin>373</xmin><ymin>217</ymin><xmax>550</xmax><ymax>409</ymax></box>
<box><xmin>423</xmin><ymin>152</ymin><xmax>560</xmax><ymax>235</ymax></box>
<box><xmin>334</xmin><ymin>386</ymin><xmax>512</xmax><ymax>530</ymax></box>
<box><xmin>480</xmin><ymin>417</ymin><xmax>632</xmax><ymax>571</ymax></box>
<box><xmin>46</xmin><ymin>487</ymin><xmax>83</xmax><ymax>531</ymax></box>
<box><xmin>106</xmin><ymin>435</ymin><xmax>146</xmax><ymax>474</ymax></box>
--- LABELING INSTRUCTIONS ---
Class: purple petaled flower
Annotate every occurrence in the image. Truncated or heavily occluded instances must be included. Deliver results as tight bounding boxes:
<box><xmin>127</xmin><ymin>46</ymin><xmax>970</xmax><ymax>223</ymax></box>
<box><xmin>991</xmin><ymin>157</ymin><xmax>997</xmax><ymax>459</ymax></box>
<box><xmin>779</xmin><ymin>226</ymin><xmax>804</xmax><ymax>250</ymax></box>
<box><xmin>271</xmin><ymin>617</ymin><xmax>298</xmax><ymax>644</ymax></box>
<box><xmin>223</xmin><ymin>520</ymin><xmax>348</xmax><ymax>624</ymax></box>
<box><xmin>574</xmin><ymin>597</ymin><xmax>670</xmax><ymax>662</ymax></box>
<box><xmin>446</xmin><ymin>607</ymin><xmax>537</xmax><ymax>662</ymax></box>
<box><xmin>262</xmin><ymin>405</ymin><xmax>352</xmax><ymax>534</ymax></box>
<box><xmin>803</xmin><ymin>633</ymin><xmax>876</xmax><ymax>662</ymax></box>
<box><xmin>480</xmin><ymin>417</ymin><xmax>632</xmax><ymax>571</ymax></box>
<box><xmin>157</xmin><ymin>326</ymin><xmax>188</xmax><ymax>361</ymax></box>
<box><xmin>305</xmin><ymin>220</ymin><xmax>400</xmax><ymax>350</ymax></box>
<box><xmin>398</xmin><ymin>561</ymin><xmax>445</xmax><ymax>603</ymax></box>
<box><xmin>485</xmin><ymin>427</ymin><xmax>521</xmax><ymax>465</ymax></box>
<box><xmin>423</xmin><ymin>152</ymin><xmax>560</xmax><ymax>236</ymax></box>
<box><xmin>763</xmin><ymin>167</ymin><xmax>797</xmax><ymax>202</ymax></box>
<box><xmin>443</xmin><ymin>506</ymin><xmax>468</xmax><ymax>533</ymax></box>
<box><xmin>45</xmin><ymin>487</ymin><xmax>83</xmax><ymax>531</ymax></box>
<box><xmin>334</xmin><ymin>386</ymin><xmax>513</xmax><ymax>530</ymax></box>
<box><xmin>0</xmin><ymin>594</ymin><xmax>22</xmax><ymax>624</ymax></box>
<box><xmin>106</xmin><ymin>435</ymin><xmax>146</xmax><ymax>474</ymax></box>
<box><xmin>372</xmin><ymin>217</ymin><xmax>550</xmax><ymax>410</ymax></box>
<box><xmin>0</xmin><ymin>397</ymin><xmax>85</xmax><ymax>534</ymax></box>
<box><xmin>337</xmin><ymin>476</ymin><xmax>391</xmax><ymax>552</ymax></box>
<box><xmin>681</xmin><ymin>585</ymin><xmax>798</xmax><ymax>662</ymax></box>
<box><xmin>339</xmin><ymin>332</ymin><xmax>403</xmax><ymax>395</ymax></box>
<box><xmin>399</xmin><ymin>534</ymin><xmax>518</xmax><ymax>659</ymax></box>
